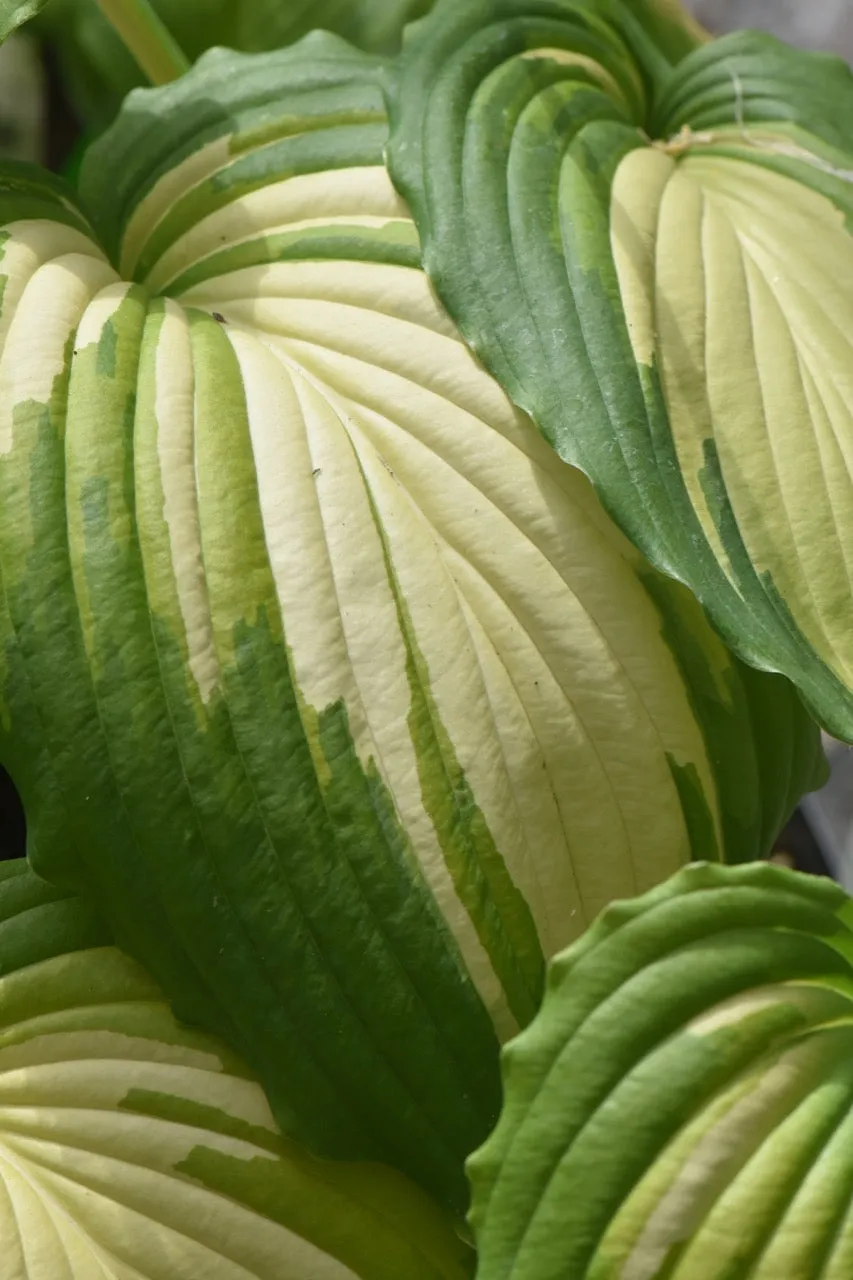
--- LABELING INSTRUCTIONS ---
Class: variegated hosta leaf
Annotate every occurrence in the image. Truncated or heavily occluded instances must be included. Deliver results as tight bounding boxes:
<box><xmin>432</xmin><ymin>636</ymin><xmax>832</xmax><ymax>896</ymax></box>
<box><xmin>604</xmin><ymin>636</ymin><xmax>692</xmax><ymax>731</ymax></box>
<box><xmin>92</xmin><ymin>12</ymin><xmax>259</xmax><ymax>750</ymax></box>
<box><xmin>468</xmin><ymin>861</ymin><xmax>853</xmax><ymax>1280</ymax></box>
<box><xmin>387</xmin><ymin>2</ymin><xmax>853</xmax><ymax>738</ymax></box>
<box><xmin>0</xmin><ymin>36</ymin><xmax>823</xmax><ymax>1209</ymax></box>
<box><xmin>0</xmin><ymin>860</ymin><xmax>473</xmax><ymax>1280</ymax></box>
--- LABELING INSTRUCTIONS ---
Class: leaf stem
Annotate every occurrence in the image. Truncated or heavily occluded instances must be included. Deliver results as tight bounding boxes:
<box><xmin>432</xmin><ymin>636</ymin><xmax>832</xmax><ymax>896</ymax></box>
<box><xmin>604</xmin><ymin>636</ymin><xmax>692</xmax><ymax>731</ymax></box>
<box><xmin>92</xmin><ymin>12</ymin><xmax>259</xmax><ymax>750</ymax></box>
<box><xmin>94</xmin><ymin>0</ymin><xmax>190</xmax><ymax>85</ymax></box>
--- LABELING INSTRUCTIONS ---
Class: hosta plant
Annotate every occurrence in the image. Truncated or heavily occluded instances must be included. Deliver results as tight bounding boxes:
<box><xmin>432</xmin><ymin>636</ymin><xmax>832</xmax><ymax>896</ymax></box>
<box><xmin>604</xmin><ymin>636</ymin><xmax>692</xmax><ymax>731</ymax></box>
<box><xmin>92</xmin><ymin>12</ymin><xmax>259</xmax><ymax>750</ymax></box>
<box><xmin>0</xmin><ymin>0</ymin><xmax>849</xmax><ymax>1274</ymax></box>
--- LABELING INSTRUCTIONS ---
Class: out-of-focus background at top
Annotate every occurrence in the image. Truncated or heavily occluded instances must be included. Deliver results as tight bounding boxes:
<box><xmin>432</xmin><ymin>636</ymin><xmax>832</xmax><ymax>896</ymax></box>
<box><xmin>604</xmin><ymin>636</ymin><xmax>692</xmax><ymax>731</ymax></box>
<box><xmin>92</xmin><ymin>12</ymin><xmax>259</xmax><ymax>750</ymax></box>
<box><xmin>688</xmin><ymin>0</ymin><xmax>853</xmax><ymax>59</ymax></box>
<box><xmin>0</xmin><ymin>0</ymin><xmax>852</xmax><ymax>875</ymax></box>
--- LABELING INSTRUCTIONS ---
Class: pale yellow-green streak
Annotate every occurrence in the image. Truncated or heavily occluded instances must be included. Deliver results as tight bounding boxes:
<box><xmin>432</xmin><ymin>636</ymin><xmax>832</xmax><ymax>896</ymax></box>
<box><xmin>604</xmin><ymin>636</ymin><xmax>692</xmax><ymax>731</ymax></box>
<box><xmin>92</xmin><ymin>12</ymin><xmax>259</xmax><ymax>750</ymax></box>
<box><xmin>144</xmin><ymin>165</ymin><xmax>408</xmax><ymax>292</ymax></box>
<box><xmin>153</xmin><ymin>300</ymin><xmax>220</xmax><ymax>704</ymax></box>
<box><xmin>0</xmin><ymin>251</ymin><xmax>117</xmax><ymax>456</ymax></box>
<box><xmin>121</xmin><ymin>135</ymin><xmax>233</xmax><ymax>278</ymax></box>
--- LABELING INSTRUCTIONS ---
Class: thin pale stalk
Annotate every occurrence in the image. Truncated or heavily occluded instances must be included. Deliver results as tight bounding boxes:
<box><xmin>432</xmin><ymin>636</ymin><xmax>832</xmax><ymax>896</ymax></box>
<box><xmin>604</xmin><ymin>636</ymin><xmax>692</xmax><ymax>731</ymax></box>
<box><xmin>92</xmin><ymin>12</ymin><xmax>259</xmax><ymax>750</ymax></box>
<box><xmin>95</xmin><ymin>0</ymin><xmax>190</xmax><ymax>84</ymax></box>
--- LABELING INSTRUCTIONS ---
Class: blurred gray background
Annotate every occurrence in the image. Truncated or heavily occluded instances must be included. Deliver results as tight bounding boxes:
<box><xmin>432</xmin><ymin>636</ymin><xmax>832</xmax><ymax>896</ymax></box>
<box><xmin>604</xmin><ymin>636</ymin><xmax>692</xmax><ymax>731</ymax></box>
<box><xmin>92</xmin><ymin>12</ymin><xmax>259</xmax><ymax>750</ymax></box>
<box><xmin>686</xmin><ymin>0</ymin><xmax>853</xmax><ymax>59</ymax></box>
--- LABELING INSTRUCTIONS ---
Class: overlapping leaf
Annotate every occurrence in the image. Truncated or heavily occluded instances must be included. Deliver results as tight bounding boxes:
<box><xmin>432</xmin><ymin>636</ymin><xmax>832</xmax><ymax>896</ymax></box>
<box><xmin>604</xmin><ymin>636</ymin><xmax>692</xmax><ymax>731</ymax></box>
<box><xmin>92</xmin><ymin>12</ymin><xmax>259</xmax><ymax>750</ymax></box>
<box><xmin>387</xmin><ymin>0</ymin><xmax>853</xmax><ymax>738</ymax></box>
<box><xmin>0</xmin><ymin>860</ymin><xmax>473</xmax><ymax>1279</ymax></box>
<box><xmin>469</xmin><ymin>861</ymin><xmax>853</xmax><ymax>1280</ymax></box>
<box><xmin>0</xmin><ymin>35</ymin><xmax>823</xmax><ymax>1211</ymax></box>
<box><xmin>28</xmin><ymin>0</ymin><xmax>434</xmax><ymax>132</ymax></box>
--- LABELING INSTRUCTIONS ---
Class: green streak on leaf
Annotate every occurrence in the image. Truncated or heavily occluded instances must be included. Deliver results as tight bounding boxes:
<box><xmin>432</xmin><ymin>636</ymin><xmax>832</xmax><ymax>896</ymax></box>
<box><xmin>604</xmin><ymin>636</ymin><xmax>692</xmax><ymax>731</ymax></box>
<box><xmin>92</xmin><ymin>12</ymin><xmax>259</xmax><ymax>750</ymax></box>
<box><xmin>0</xmin><ymin>997</ymin><xmax>246</xmax><ymax>1063</ymax></box>
<box><xmin>362</xmin><ymin>486</ymin><xmax>545</xmax><ymax>1030</ymax></box>
<box><xmin>697</xmin><ymin>436</ymin><xmax>764</xmax><ymax>602</ymax></box>
<box><xmin>72</xmin><ymin>290</ymin><xmax>146</xmax><ymax>656</ymax></box>
<box><xmin>404</xmin><ymin>614</ymin><xmax>545</xmax><ymax>1029</ymax></box>
<box><xmin>174</xmin><ymin>1144</ymin><xmax>476</xmax><ymax>1280</ymax></box>
<box><xmin>639</xmin><ymin>564</ymin><xmax>746</xmax><ymax>863</ymax></box>
<box><xmin>121</xmin><ymin>1087</ymin><xmax>282</xmax><ymax>1153</ymax></box>
<box><xmin>229</xmin><ymin>103</ymin><xmax>388</xmax><ymax>156</ymax></box>
<box><xmin>165</xmin><ymin>221</ymin><xmax>421</xmax><ymax>296</ymax></box>
<box><xmin>211</xmin><ymin>122</ymin><xmax>390</xmax><ymax>194</ymax></box>
<box><xmin>135</xmin><ymin>120</ymin><xmax>389</xmax><ymax>283</ymax></box>
<box><xmin>698</xmin><ymin>437</ymin><xmax>824</xmax><ymax>641</ymax></box>
<box><xmin>96</xmin><ymin>316</ymin><xmax>119</xmax><ymax>378</ymax></box>
<box><xmin>664</xmin><ymin>754</ymin><xmax>718</xmax><ymax>864</ymax></box>
<box><xmin>698</xmin><ymin>434</ymin><xmax>848</xmax><ymax>740</ymax></box>
<box><xmin>0</xmin><ymin>230</ymin><xmax>11</xmax><ymax>325</ymax></box>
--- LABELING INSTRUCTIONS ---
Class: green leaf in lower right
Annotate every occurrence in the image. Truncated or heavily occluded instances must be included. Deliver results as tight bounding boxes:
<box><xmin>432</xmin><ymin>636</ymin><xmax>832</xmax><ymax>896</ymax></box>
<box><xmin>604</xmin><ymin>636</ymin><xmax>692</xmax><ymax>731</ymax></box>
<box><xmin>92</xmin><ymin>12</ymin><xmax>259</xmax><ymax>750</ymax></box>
<box><xmin>468</xmin><ymin>861</ymin><xmax>853</xmax><ymax>1280</ymax></box>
